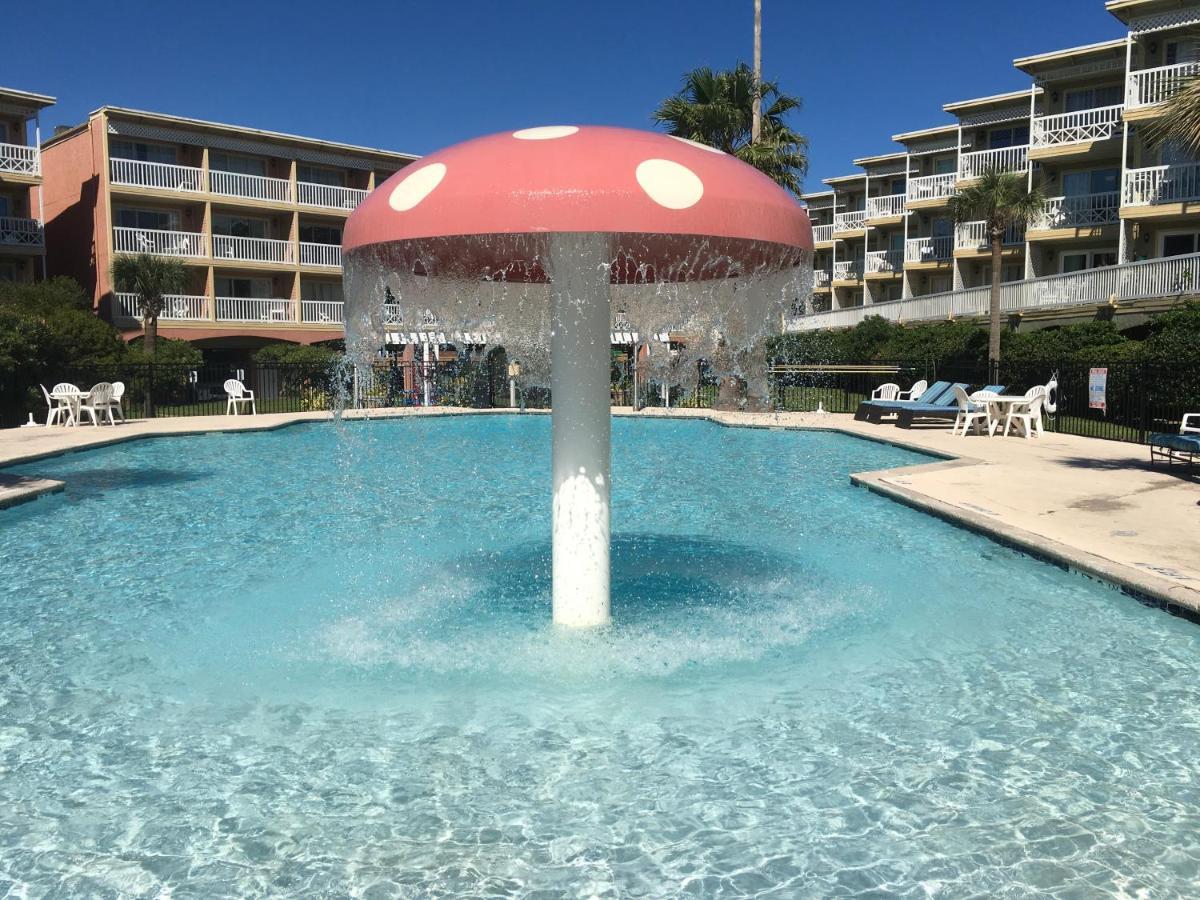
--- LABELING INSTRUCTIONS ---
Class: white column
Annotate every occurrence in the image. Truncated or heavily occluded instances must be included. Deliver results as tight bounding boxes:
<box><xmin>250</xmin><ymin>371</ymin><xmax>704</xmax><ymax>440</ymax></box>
<box><xmin>548</xmin><ymin>232</ymin><xmax>612</xmax><ymax>628</ymax></box>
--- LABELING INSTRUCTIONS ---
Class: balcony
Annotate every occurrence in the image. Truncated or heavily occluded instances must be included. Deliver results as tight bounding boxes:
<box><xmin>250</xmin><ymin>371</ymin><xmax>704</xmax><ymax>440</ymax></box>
<box><xmin>297</xmin><ymin>182</ymin><xmax>369</xmax><ymax>210</ymax></box>
<box><xmin>833</xmin><ymin>210</ymin><xmax>866</xmax><ymax>233</ymax></box>
<box><xmin>113</xmin><ymin>227</ymin><xmax>205</xmax><ymax>258</ymax></box>
<box><xmin>955</xmin><ymin>221</ymin><xmax>1025</xmax><ymax>251</ymax></box>
<box><xmin>1124</xmin><ymin>163</ymin><xmax>1200</xmax><ymax>207</ymax></box>
<box><xmin>0</xmin><ymin>216</ymin><xmax>44</xmax><ymax>248</ymax></box>
<box><xmin>1031</xmin><ymin>192</ymin><xmax>1120</xmax><ymax>230</ymax></box>
<box><xmin>212</xmin><ymin>234</ymin><xmax>295</xmax><ymax>265</ymax></box>
<box><xmin>906</xmin><ymin>173</ymin><xmax>956</xmax><ymax>205</ymax></box>
<box><xmin>813</xmin><ymin>268</ymin><xmax>831</xmax><ymax>288</ymax></box>
<box><xmin>1127</xmin><ymin>62</ymin><xmax>1200</xmax><ymax>112</ymax></box>
<box><xmin>865</xmin><ymin>194</ymin><xmax>906</xmax><ymax>221</ymax></box>
<box><xmin>958</xmin><ymin>145</ymin><xmax>1028</xmax><ymax>181</ymax></box>
<box><xmin>0</xmin><ymin>142</ymin><xmax>40</xmax><ymax>177</ymax></box>
<box><xmin>109</xmin><ymin>159</ymin><xmax>204</xmax><ymax>193</ymax></box>
<box><xmin>115</xmin><ymin>292</ymin><xmax>208</xmax><ymax>322</ymax></box>
<box><xmin>1031</xmin><ymin>105</ymin><xmax>1122</xmax><ymax>148</ymax></box>
<box><xmin>215</xmin><ymin>297</ymin><xmax>297</xmax><ymax>322</ymax></box>
<box><xmin>301</xmin><ymin>300</ymin><xmax>345</xmax><ymax>324</ymax></box>
<box><xmin>299</xmin><ymin>242</ymin><xmax>342</xmax><ymax>268</ymax></box>
<box><xmin>905</xmin><ymin>236</ymin><xmax>953</xmax><ymax>263</ymax></box>
<box><xmin>811</xmin><ymin>223</ymin><xmax>834</xmax><ymax>243</ymax></box>
<box><xmin>833</xmin><ymin>260</ymin><xmax>864</xmax><ymax>281</ymax></box>
<box><xmin>865</xmin><ymin>249</ymin><xmax>903</xmax><ymax>275</ymax></box>
<box><xmin>384</xmin><ymin>303</ymin><xmax>403</xmax><ymax>324</ymax></box>
<box><xmin>209</xmin><ymin>170</ymin><xmax>292</xmax><ymax>203</ymax></box>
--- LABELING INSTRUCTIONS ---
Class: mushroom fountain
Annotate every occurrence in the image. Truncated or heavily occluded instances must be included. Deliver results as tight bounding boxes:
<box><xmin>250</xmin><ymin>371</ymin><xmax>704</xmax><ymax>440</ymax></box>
<box><xmin>342</xmin><ymin>126</ymin><xmax>812</xmax><ymax>628</ymax></box>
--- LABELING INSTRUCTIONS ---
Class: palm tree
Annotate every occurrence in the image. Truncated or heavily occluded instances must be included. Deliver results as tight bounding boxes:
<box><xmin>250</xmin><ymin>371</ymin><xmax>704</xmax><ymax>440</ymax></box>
<box><xmin>111</xmin><ymin>253</ymin><xmax>190</xmax><ymax>356</ymax></box>
<box><xmin>947</xmin><ymin>170</ymin><xmax>1046</xmax><ymax>373</ymax></box>
<box><xmin>653</xmin><ymin>63</ymin><xmax>808</xmax><ymax>193</ymax></box>
<box><xmin>1144</xmin><ymin>74</ymin><xmax>1200</xmax><ymax>156</ymax></box>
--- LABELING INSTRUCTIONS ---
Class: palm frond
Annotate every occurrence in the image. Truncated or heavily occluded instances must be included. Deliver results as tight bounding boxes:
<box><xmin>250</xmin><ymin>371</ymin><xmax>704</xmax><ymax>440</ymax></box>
<box><xmin>1143</xmin><ymin>73</ymin><xmax>1200</xmax><ymax>157</ymax></box>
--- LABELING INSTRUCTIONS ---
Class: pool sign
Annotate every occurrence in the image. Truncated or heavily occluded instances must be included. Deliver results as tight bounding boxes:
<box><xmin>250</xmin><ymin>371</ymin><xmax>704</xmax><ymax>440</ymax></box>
<box><xmin>1089</xmin><ymin>368</ymin><xmax>1108</xmax><ymax>413</ymax></box>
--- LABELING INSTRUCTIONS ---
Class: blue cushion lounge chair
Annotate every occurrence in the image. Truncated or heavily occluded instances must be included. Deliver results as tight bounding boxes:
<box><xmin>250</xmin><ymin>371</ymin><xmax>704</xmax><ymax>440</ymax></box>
<box><xmin>895</xmin><ymin>385</ymin><xmax>1004</xmax><ymax>429</ymax></box>
<box><xmin>1150</xmin><ymin>414</ymin><xmax>1200</xmax><ymax>469</ymax></box>
<box><xmin>854</xmin><ymin>381</ymin><xmax>952</xmax><ymax>423</ymax></box>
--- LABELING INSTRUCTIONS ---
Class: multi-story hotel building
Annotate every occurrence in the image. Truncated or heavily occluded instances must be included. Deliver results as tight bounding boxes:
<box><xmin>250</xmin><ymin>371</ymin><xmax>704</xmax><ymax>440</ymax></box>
<box><xmin>41</xmin><ymin>107</ymin><xmax>416</xmax><ymax>350</ymax></box>
<box><xmin>795</xmin><ymin>0</ymin><xmax>1200</xmax><ymax>331</ymax></box>
<box><xmin>0</xmin><ymin>87</ymin><xmax>54</xmax><ymax>283</ymax></box>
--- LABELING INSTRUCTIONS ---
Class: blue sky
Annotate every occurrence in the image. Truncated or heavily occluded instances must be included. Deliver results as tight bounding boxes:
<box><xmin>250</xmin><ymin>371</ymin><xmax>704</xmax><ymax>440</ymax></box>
<box><xmin>18</xmin><ymin>0</ymin><xmax>1122</xmax><ymax>188</ymax></box>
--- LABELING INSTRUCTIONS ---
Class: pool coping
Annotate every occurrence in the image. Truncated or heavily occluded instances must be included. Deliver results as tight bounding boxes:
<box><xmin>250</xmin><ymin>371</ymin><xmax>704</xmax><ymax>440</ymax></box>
<box><xmin>3</xmin><ymin>407</ymin><xmax>1197</xmax><ymax>618</ymax></box>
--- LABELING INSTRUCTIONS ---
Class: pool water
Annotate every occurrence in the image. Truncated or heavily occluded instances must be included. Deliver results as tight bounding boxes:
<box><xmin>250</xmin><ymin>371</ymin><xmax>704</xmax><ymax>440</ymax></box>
<box><xmin>2</xmin><ymin>416</ymin><xmax>1199</xmax><ymax>897</ymax></box>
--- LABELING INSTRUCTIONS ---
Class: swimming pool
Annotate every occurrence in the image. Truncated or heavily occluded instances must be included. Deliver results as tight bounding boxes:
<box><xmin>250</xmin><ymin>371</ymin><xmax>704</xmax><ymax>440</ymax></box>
<box><xmin>2</xmin><ymin>416</ymin><xmax>1198</xmax><ymax>896</ymax></box>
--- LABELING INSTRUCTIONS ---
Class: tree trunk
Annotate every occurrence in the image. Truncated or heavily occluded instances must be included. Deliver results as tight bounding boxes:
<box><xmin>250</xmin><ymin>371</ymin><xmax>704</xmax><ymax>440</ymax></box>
<box><xmin>144</xmin><ymin>311</ymin><xmax>158</xmax><ymax>357</ymax></box>
<box><xmin>752</xmin><ymin>0</ymin><xmax>762</xmax><ymax>143</ymax></box>
<box><xmin>988</xmin><ymin>232</ymin><xmax>1003</xmax><ymax>382</ymax></box>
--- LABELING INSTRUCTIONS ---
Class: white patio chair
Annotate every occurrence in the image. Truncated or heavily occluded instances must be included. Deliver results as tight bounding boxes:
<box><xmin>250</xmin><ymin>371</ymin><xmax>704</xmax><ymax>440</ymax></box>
<box><xmin>1004</xmin><ymin>386</ymin><xmax>1047</xmax><ymax>439</ymax></box>
<box><xmin>897</xmin><ymin>379</ymin><xmax>928</xmax><ymax>401</ymax></box>
<box><xmin>225</xmin><ymin>378</ymin><xmax>256</xmax><ymax>415</ymax></box>
<box><xmin>78</xmin><ymin>383</ymin><xmax>116</xmax><ymax>426</ymax></box>
<box><xmin>50</xmin><ymin>382</ymin><xmax>82</xmax><ymax>426</ymax></box>
<box><xmin>107</xmin><ymin>382</ymin><xmax>126</xmax><ymax>422</ymax></box>
<box><xmin>871</xmin><ymin>382</ymin><xmax>900</xmax><ymax>401</ymax></box>
<box><xmin>40</xmin><ymin>384</ymin><xmax>72</xmax><ymax>426</ymax></box>
<box><xmin>952</xmin><ymin>385</ymin><xmax>993</xmax><ymax>436</ymax></box>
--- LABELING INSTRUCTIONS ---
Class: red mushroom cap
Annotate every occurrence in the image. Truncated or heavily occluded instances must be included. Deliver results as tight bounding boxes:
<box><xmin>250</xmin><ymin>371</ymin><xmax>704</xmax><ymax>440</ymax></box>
<box><xmin>343</xmin><ymin>126</ymin><xmax>811</xmax><ymax>282</ymax></box>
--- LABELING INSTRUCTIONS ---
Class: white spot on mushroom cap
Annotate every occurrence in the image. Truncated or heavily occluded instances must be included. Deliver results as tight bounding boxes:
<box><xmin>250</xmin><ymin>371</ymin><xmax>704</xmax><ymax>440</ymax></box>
<box><xmin>513</xmin><ymin>126</ymin><xmax>579</xmax><ymax>140</ymax></box>
<box><xmin>388</xmin><ymin>163</ymin><xmax>446</xmax><ymax>212</ymax></box>
<box><xmin>668</xmin><ymin>135</ymin><xmax>724</xmax><ymax>154</ymax></box>
<box><xmin>635</xmin><ymin>159</ymin><xmax>704</xmax><ymax>210</ymax></box>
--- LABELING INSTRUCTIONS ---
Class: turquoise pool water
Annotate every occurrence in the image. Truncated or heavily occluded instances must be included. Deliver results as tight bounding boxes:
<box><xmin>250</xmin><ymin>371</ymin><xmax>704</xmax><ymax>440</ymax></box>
<box><xmin>2</xmin><ymin>416</ymin><xmax>1199</xmax><ymax>897</ymax></box>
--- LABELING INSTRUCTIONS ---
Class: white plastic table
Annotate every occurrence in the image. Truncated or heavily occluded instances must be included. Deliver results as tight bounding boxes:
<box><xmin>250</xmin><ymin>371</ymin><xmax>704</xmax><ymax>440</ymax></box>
<box><xmin>984</xmin><ymin>395</ymin><xmax>1032</xmax><ymax>437</ymax></box>
<box><xmin>49</xmin><ymin>388</ymin><xmax>92</xmax><ymax>427</ymax></box>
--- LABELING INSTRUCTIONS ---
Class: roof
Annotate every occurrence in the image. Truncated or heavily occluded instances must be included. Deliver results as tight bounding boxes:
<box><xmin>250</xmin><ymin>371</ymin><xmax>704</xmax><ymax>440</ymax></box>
<box><xmin>800</xmin><ymin>190</ymin><xmax>834</xmax><ymax>200</ymax></box>
<box><xmin>892</xmin><ymin>124</ymin><xmax>959</xmax><ymax>143</ymax></box>
<box><xmin>943</xmin><ymin>87</ymin><xmax>1042</xmax><ymax>115</ymax></box>
<box><xmin>0</xmin><ymin>86</ymin><xmax>56</xmax><ymax>111</ymax></box>
<box><xmin>43</xmin><ymin>105</ymin><xmax>418</xmax><ymax>162</ymax></box>
<box><xmin>822</xmin><ymin>173</ymin><xmax>866</xmax><ymax>186</ymax></box>
<box><xmin>852</xmin><ymin>151</ymin><xmax>909</xmax><ymax>167</ymax></box>
<box><xmin>1105</xmin><ymin>0</ymin><xmax>1190</xmax><ymax>24</ymax></box>
<box><xmin>1013</xmin><ymin>38</ymin><xmax>1128</xmax><ymax>75</ymax></box>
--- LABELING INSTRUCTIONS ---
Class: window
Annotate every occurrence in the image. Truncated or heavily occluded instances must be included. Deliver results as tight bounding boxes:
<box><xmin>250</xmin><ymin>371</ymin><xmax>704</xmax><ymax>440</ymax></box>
<box><xmin>0</xmin><ymin>122</ymin><xmax>8</xmax><ymax>143</ymax></box>
<box><xmin>116</xmin><ymin>207</ymin><xmax>180</xmax><ymax>231</ymax></box>
<box><xmin>988</xmin><ymin>125</ymin><xmax>1029</xmax><ymax>149</ymax></box>
<box><xmin>888</xmin><ymin>232</ymin><xmax>904</xmax><ymax>253</ymax></box>
<box><xmin>981</xmin><ymin>264</ymin><xmax>1024</xmax><ymax>284</ymax></box>
<box><xmin>209</xmin><ymin>152</ymin><xmax>267</xmax><ymax>177</ymax></box>
<box><xmin>1166</xmin><ymin>40</ymin><xmax>1200</xmax><ymax>66</ymax></box>
<box><xmin>1162</xmin><ymin>232</ymin><xmax>1200</xmax><ymax>256</ymax></box>
<box><xmin>882</xmin><ymin>283</ymin><xmax>902</xmax><ymax>302</ymax></box>
<box><xmin>1161</xmin><ymin>140</ymin><xmax>1198</xmax><ymax>167</ymax></box>
<box><xmin>933</xmin><ymin>156</ymin><xmax>956</xmax><ymax>175</ymax></box>
<box><xmin>299</xmin><ymin>223</ymin><xmax>342</xmax><ymax>245</ymax></box>
<box><xmin>215</xmin><ymin>276</ymin><xmax>271</xmax><ymax>298</ymax></box>
<box><xmin>1064</xmin><ymin>85</ymin><xmax>1122</xmax><ymax>112</ymax></box>
<box><xmin>1062</xmin><ymin>168</ymin><xmax>1119</xmax><ymax>196</ymax></box>
<box><xmin>930</xmin><ymin>275</ymin><xmax>952</xmax><ymax>293</ymax></box>
<box><xmin>1061</xmin><ymin>251</ymin><xmax>1118</xmax><ymax>273</ymax></box>
<box><xmin>212</xmin><ymin>214</ymin><xmax>267</xmax><ymax>238</ymax></box>
<box><xmin>0</xmin><ymin>196</ymin><xmax>8</xmax><ymax>218</ymax></box>
<box><xmin>932</xmin><ymin>217</ymin><xmax>952</xmax><ymax>238</ymax></box>
<box><xmin>889</xmin><ymin>178</ymin><xmax>905</xmax><ymax>195</ymax></box>
<box><xmin>297</xmin><ymin>165</ymin><xmax>345</xmax><ymax>187</ymax></box>
<box><xmin>110</xmin><ymin>140</ymin><xmax>178</xmax><ymax>165</ymax></box>
<box><xmin>302</xmin><ymin>281</ymin><xmax>343</xmax><ymax>303</ymax></box>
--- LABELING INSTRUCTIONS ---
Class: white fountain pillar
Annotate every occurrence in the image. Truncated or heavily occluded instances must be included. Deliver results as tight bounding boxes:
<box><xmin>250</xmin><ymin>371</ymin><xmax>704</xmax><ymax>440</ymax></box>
<box><xmin>548</xmin><ymin>232</ymin><xmax>612</xmax><ymax>628</ymax></box>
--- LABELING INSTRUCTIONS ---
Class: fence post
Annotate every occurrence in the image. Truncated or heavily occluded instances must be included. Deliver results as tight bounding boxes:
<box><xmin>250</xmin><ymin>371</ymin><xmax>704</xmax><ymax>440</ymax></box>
<box><xmin>146</xmin><ymin>364</ymin><xmax>156</xmax><ymax>419</ymax></box>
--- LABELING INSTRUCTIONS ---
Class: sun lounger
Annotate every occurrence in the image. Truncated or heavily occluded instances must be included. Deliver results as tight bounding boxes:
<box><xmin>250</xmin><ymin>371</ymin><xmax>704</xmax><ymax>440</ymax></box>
<box><xmin>893</xmin><ymin>383</ymin><xmax>989</xmax><ymax>428</ymax></box>
<box><xmin>854</xmin><ymin>381</ymin><xmax>952</xmax><ymax>423</ymax></box>
<box><xmin>1150</xmin><ymin>414</ymin><xmax>1200</xmax><ymax>469</ymax></box>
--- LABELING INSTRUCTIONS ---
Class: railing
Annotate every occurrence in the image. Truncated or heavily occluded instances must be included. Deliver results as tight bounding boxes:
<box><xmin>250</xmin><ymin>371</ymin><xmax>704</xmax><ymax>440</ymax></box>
<box><xmin>865</xmin><ymin>194</ymin><xmax>906</xmax><ymax>220</ymax></box>
<box><xmin>1123</xmin><ymin>163</ymin><xmax>1200</xmax><ymax>206</ymax></box>
<box><xmin>114</xmin><ymin>292</ymin><xmax>208</xmax><ymax>321</ymax></box>
<box><xmin>811</xmin><ymin>223</ymin><xmax>834</xmax><ymax>243</ymax></box>
<box><xmin>300</xmin><ymin>300</ymin><xmax>345</xmax><ymax>324</ymax></box>
<box><xmin>958</xmin><ymin>145</ymin><xmax>1028</xmax><ymax>180</ymax></box>
<box><xmin>297</xmin><ymin>182</ymin><xmax>368</xmax><ymax>210</ymax></box>
<box><xmin>0</xmin><ymin>141</ymin><xmax>40</xmax><ymax>176</ymax></box>
<box><xmin>1127</xmin><ymin>61</ymin><xmax>1200</xmax><ymax>110</ymax></box>
<box><xmin>1031</xmin><ymin>104</ymin><xmax>1123</xmax><ymax>147</ymax></box>
<box><xmin>813</xmin><ymin>268</ymin><xmax>831</xmax><ymax>287</ymax></box>
<box><xmin>789</xmin><ymin>251</ymin><xmax>1200</xmax><ymax>331</ymax></box>
<box><xmin>865</xmin><ymin>249</ymin><xmax>903</xmax><ymax>274</ymax></box>
<box><xmin>1032</xmin><ymin>192</ymin><xmax>1121</xmax><ymax>230</ymax></box>
<box><xmin>383</xmin><ymin>303</ymin><xmax>403</xmax><ymax>324</ymax></box>
<box><xmin>109</xmin><ymin>158</ymin><xmax>204</xmax><ymax>193</ymax></box>
<box><xmin>211</xmin><ymin>234</ymin><xmax>295</xmax><ymax>264</ymax></box>
<box><xmin>209</xmin><ymin>170</ymin><xmax>292</xmax><ymax>203</ymax></box>
<box><xmin>905</xmin><ymin>235</ymin><xmax>953</xmax><ymax>263</ymax></box>
<box><xmin>112</xmin><ymin>226</ymin><xmax>205</xmax><ymax>257</ymax></box>
<box><xmin>907</xmin><ymin>173</ymin><xmax>956</xmax><ymax>203</ymax></box>
<box><xmin>214</xmin><ymin>297</ymin><xmax>297</xmax><ymax>322</ymax></box>
<box><xmin>955</xmin><ymin>220</ymin><xmax>1025</xmax><ymax>251</ymax></box>
<box><xmin>299</xmin><ymin>242</ymin><xmax>342</xmax><ymax>268</ymax></box>
<box><xmin>0</xmin><ymin>216</ymin><xmax>44</xmax><ymax>247</ymax></box>
<box><xmin>833</xmin><ymin>210</ymin><xmax>866</xmax><ymax>232</ymax></box>
<box><xmin>833</xmin><ymin>260</ymin><xmax>864</xmax><ymax>280</ymax></box>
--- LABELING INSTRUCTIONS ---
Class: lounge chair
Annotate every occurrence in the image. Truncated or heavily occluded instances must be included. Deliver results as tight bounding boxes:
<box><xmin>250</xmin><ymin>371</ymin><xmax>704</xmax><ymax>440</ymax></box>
<box><xmin>1149</xmin><ymin>414</ymin><xmax>1200</xmax><ymax>469</ymax></box>
<box><xmin>892</xmin><ymin>383</ymin><xmax>985</xmax><ymax>428</ymax></box>
<box><xmin>854</xmin><ymin>380</ymin><xmax>952</xmax><ymax>423</ymax></box>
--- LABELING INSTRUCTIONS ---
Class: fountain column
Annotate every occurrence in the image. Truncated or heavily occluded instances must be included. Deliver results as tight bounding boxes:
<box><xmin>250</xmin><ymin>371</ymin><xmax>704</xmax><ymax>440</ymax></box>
<box><xmin>548</xmin><ymin>232</ymin><xmax>612</xmax><ymax>628</ymax></box>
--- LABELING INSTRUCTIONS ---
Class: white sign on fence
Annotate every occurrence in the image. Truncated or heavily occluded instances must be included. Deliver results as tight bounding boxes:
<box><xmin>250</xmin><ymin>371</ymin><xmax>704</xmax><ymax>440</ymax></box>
<box><xmin>1088</xmin><ymin>368</ymin><xmax>1108</xmax><ymax>413</ymax></box>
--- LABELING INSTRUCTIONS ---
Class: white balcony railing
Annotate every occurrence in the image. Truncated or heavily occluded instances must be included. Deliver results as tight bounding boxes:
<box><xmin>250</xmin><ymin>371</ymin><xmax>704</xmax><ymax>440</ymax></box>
<box><xmin>958</xmin><ymin>145</ymin><xmax>1029</xmax><ymax>180</ymax></box>
<box><xmin>383</xmin><ymin>303</ymin><xmax>403</xmax><ymax>324</ymax></box>
<box><xmin>0</xmin><ymin>216</ymin><xmax>44</xmax><ymax>247</ymax></box>
<box><xmin>833</xmin><ymin>210</ymin><xmax>866</xmax><ymax>232</ymax></box>
<box><xmin>301</xmin><ymin>300</ymin><xmax>345</xmax><ymax>324</ymax></box>
<box><xmin>865</xmin><ymin>249</ymin><xmax>903</xmax><ymax>274</ymax></box>
<box><xmin>297</xmin><ymin>182</ymin><xmax>368</xmax><ymax>210</ymax></box>
<box><xmin>0</xmin><ymin>142</ymin><xmax>40</xmax><ymax>176</ymax></box>
<box><xmin>907</xmin><ymin>173</ymin><xmax>957</xmax><ymax>203</ymax></box>
<box><xmin>788</xmin><ymin>252</ymin><xmax>1200</xmax><ymax>331</ymax></box>
<box><xmin>299</xmin><ymin>242</ymin><xmax>342</xmax><ymax>268</ymax></box>
<box><xmin>813</xmin><ymin>268</ymin><xmax>831</xmax><ymax>288</ymax></box>
<box><xmin>1032</xmin><ymin>192</ymin><xmax>1121</xmax><ymax>230</ymax></box>
<box><xmin>1031</xmin><ymin>105</ymin><xmax>1123</xmax><ymax>148</ymax></box>
<box><xmin>215</xmin><ymin>297</ymin><xmax>297</xmax><ymax>322</ymax></box>
<box><xmin>112</xmin><ymin>227</ymin><xmax>205</xmax><ymax>257</ymax></box>
<box><xmin>212</xmin><ymin>234</ymin><xmax>295</xmax><ymax>264</ymax></box>
<box><xmin>833</xmin><ymin>259</ymin><xmax>864</xmax><ymax>280</ymax></box>
<box><xmin>1124</xmin><ymin>163</ymin><xmax>1200</xmax><ymax>206</ymax></box>
<box><xmin>114</xmin><ymin>292</ymin><xmax>208</xmax><ymax>321</ymax></box>
<box><xmin>1127</xmin><ymin>62</ymin><xmax>1200</xmax><ymax>111</ymax></box>
<box><xmin>812</xmin><ymin>223</ymin><xmax>834</xmax><ymax>243</ymax></box>
<box><xmin>955</xmin><ymin>220</ymin><xmax>1025</xmax><ymax>251</ymax></box>
<box><xmin>904</xmin><ymin>235</ymin><xmax>953</xmax><ymax>263</ymax></box>
<box><xmin>109</xmin><ymin>158</ymin><xmax>204</xmax><ymax>193</ymax></box>
<box><xmin>866</xmin><ymin>194</ymin><xmax>906</xmax><ymax>221</ymax></box>
<box><xmin>209</xmin><ymin>170</ymin><xmax>292</xmax><ymax>203</ymax></box>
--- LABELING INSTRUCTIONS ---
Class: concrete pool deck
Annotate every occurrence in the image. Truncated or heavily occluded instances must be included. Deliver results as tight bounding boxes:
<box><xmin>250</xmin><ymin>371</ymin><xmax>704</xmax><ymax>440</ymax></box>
<box><xmin>1</xmin><ymin>406</ymin><xmax>1197</xmax><ymax>615</ymax></box>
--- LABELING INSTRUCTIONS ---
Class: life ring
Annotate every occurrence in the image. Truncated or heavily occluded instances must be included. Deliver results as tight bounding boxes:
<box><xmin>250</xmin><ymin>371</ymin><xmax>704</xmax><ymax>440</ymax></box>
<box><xmin>1044</xmin><ymin>376</ymin><xmax>1058</xmax><ymax>414</ymax></box>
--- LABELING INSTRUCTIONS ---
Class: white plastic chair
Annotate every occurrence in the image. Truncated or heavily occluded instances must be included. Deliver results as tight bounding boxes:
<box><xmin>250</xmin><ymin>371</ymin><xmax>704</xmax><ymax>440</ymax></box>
<box><xmin>1005</xmin><ymin>386</ymin><xmax>1047</xmax><ymax>439</ymax></box>
<box><xmin>1182</xmin><ymin>413</ymin><xmax>1200</xmax><ymax>435</ymax></box>
<box><xmin>50</xmin><ymin>382</ymin><xmax>82</xmax><ymax>426</ymax></box>
<box><xmin>225</xmin><ymin>378</ymin><xmax>256</xmax><ymax>415</ymax></box>
<box><xmin>871</xmin><ymin>382</ymin><xmax>900</xmax><ymax>401</ymax></box>
<box><xmin>897</xmin><ymin>379</ymin><xmax>928</xmax><ymax>401</ymax></box>
<box><xmin>108</xmin><ymin>382</ymin><xmax>126</xmax><ymax>421</ymax></box>
<box><xmin>78</xmin><ymin>383</ymin><xmax>116</xmax><ymax>426</ymax></box>
<box><xmin>952</xmin><ymin>385</ymin><xmax>993</xmax><ymax>436</ymax></box>
<box><xmin>40</xmin><ymin>384</ymin><xmax>72</xmax><ymax>426</ymax></box>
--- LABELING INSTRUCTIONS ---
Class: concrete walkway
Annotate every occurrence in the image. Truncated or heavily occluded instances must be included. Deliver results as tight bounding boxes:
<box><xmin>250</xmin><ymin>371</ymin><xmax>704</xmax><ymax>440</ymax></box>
<box><xmin>2</xmin><ymin>407</ymin><xmax>1197</xmax><ymax>614</ymax></box>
